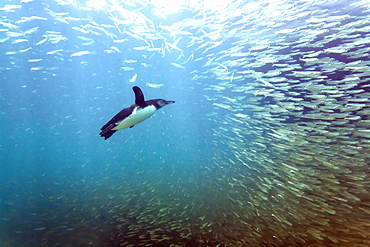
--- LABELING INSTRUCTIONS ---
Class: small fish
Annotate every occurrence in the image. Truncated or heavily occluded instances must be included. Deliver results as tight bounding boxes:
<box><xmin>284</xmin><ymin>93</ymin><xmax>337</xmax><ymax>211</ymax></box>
<box><xmin>140</xmin><ymin>63</ymin><xmax>153</xmax><ymax>68</ymax></box>
<box><xmin>56</xmin><ymin>18</ymin><xmax>69</xmax><ymax>24</ymax></box>
<box><xmin>27</xmin><ymin>59</ymin><xmax>43</xmax><ymax>63</ymax></box>
<box><xmin>5</xmin><ymin>51</ymin><xmax>17</xmax><ymax>55</ymax></box>
<box><xmin>70</xmin><ymin>50</ymin><xmax>91</xmax><ymax>57</ymax></box>
<box><xmin>82</xmin><ymin>41</ymin><xmax>94</xmax><ymax>46</ymax></box>
<box><xmin>133</xmin><ymin>46</ymin><xmax>150</xmax><ymax>50</ymax></box>
<box><xmin>110</xmin><ymin>46</ymin><xmax>120</xmax><ymax>52</ymax></box>
<box><xmin>33</xmin><ymin>227</ymin><xmax>46</xmax><ymax>231</ymax></box>
<box><xmin>23</xmin><ymin>26</ymin><xmax>39</xmax><ymax>35</ymax></box>
<box><xmin>120</xmin><ymin>67</ymin><xmax>134</xmax><ymax>71</ymax></box>
<box><xmin>171</xmin><ymin>62</ymin><xmax>186</xmax><ymax>69</ymax></box>
<box><xmin>0</xmin><ymin>4</ymin><xmax>22</xmax><ymax>12</ymax></box>
<box><xmin>129</xmin><ymin>74</ymin><xmax>137</xmax><ymax>83</ymax></box>
<box><xmin>77</xmin><ymin>36</ymin><xmax>93</xmax><ymax>41</ymax></box>
<box><xmin>146</xmin><ymin>83</ymin><xmax>164</xmax><ymax>88</ymax></box>
<box><xmin>0</xmin><ymin>37</ymin><xmax>10</xmax><ymax>43</ymax></box>
<box><xmin>124</xmin><ymin>59</ymin><xmax>137</xmax><ymax>64</ymax></box>
<box><xmin>35</xmin><ymin>37</ymin><xmax>48</xmax><ymax>46</ymax></box>
<box><xmin>30</xmin><ymin>66</ymin><xmax>44</xmax><ymax>71</ymax></box>
<box><xmin>7</xmin><ymin>31</ymin><xmax>23</xmax><ymax>37</ymax></box>
<box><xmin>113</xmin><ymin>39</ymin><xmax>128</xmax><ymax>43</ymax></box>
<box><xmin>46</xmin><ymin>49</ymin><xmax>63</xmax><ymax>55</ymax></box>
<box><xmin>256</xmin><ymin>78</ymin><xmax>275</xmax><ymax>88</ymax></box>
<box><xmin>11</xmin><ymin>38</ymin><xmax>28</xmax><ymax>45</ymax></box>
<box><xmin>48</xmin><ymin>35</ymin><xmax>67</xmax><ymax>44</ymax></box>
<box><xmin>213</xmin><ymin>103</ymin><xmax>232</xmax><ymax>109</ymax></box>
<box><xmin>19</xmin><ymin>47</ymin><xmax>32</xmax><ymax>53</ymax></box>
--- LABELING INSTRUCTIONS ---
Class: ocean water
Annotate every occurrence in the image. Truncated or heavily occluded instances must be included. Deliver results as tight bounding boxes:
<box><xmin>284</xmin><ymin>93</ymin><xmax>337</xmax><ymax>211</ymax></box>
<box><xmin>1</xmin><ymin>0</ymin><xmax>370</xmax><ymax>246</ymax></box>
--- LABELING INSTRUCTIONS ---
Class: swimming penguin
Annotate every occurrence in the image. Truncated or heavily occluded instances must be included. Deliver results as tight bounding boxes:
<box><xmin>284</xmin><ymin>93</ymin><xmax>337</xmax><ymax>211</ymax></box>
<box><xmin>99</xmin><ymin>86</ymin><xmax>175</xmax><ymax>140</ymax></box>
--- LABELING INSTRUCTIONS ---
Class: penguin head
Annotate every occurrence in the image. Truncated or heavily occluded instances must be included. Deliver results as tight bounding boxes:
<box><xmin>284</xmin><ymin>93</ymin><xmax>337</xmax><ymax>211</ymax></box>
<box><xmin>155</xmin><ymin>99</ymin><xmax>175</xmax><ymax>109</ymax></box>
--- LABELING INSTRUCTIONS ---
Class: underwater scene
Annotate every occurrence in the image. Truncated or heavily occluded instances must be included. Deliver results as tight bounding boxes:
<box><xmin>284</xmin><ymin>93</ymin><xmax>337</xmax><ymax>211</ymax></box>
<box><xmin>1</xmin><ymin>0</ymin><xmax>370</xmax><ymax>246</ymax></box>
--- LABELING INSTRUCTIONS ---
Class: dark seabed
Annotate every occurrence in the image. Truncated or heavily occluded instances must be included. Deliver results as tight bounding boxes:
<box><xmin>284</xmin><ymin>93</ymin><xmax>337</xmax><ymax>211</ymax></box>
<box><xmin>0</xmin><ymin>0</ymin><xmax>370</xmax><ymax>246</ymax></box>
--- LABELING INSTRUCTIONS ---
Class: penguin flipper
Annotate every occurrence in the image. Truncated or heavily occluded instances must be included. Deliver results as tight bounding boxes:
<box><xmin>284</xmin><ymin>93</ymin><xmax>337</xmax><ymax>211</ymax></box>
<box><xmin>133</xmin><ymin>86</ymin><xmax>145</xmax><ymax>107</ymax></box>
<box><xmin>130</xmin><ymin>125</ymin><xmax>135</xmax><ymax>128</ymax></box>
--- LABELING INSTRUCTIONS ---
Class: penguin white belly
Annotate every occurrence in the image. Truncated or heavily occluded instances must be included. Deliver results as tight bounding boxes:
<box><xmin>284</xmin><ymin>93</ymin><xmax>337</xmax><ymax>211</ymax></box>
<box><xmin>112</xmin><ymin>105</ymin><xmax>157</xmax><ymax>130</ymax></box>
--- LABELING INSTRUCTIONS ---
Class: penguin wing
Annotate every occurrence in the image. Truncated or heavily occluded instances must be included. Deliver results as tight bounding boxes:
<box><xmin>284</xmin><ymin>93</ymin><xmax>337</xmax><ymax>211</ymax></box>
<box><xmin>101</xmin><ymin>105</ymin><xmax>135</xmax><ymax>130</ymax></box>
<box><xmin>100</xmin><ymin>105</ymin><xmax>135</xmax><ymax>139</ymax></box>
<box><xmin>133</xmin><ymin>86</ymin><xmax>146</xmax><ymax>107</ymax></box>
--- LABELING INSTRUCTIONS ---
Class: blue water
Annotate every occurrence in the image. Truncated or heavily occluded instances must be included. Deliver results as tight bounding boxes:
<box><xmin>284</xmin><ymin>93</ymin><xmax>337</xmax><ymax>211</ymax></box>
<box><xmin>1</xmin><ymin>0</ymin><xmax>370</xmax><ymax>246</ymax></box>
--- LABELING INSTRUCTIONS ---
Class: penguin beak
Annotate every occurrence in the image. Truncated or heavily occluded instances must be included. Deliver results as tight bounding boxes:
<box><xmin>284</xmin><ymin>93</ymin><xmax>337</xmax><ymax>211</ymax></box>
<box><xmin>165</xmin><ymin>100</ymin><xmax>175</xmax><ymax>105</ymax></box>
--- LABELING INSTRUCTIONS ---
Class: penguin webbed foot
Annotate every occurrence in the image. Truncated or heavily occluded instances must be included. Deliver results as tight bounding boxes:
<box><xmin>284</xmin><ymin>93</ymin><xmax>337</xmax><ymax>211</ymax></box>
<box><xmin>100</xmin><ymin>123</ymin><xmax>116</xmax><ymax>140</ymax></box>
<box><xmin>100</xmin><ymin>129</ymin><xmax>116</xmax><ymax>140</ymax></box>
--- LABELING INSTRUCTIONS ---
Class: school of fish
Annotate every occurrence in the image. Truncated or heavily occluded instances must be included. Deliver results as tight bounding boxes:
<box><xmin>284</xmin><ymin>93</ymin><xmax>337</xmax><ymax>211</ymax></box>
<box><xmin>1</xmin><ymin>0</ymin><xmax>370</xmax><ymax>246</ymax></box>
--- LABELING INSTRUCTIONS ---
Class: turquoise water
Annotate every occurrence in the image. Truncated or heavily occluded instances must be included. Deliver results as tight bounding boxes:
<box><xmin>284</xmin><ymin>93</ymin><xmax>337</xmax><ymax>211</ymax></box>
<box><xmin>1</xmin><ymin>0</ymin><xmax>370</xmax><ymax>246</ymax></box>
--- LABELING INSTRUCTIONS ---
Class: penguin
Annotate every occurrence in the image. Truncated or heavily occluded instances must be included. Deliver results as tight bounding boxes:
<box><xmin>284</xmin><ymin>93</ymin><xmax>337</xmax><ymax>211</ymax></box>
<box><xmin>99</xmin><ymin>86</ymin><xmax>175</xmax><ymax>140</ymax></box>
